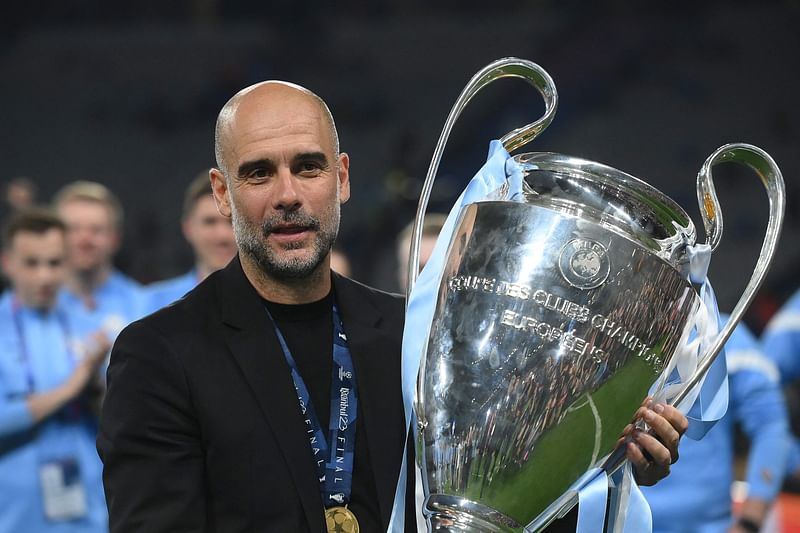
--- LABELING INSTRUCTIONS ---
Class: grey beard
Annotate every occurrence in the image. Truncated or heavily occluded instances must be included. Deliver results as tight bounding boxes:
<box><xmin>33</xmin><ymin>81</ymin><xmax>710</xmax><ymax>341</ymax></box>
<box><xmin>232</xmin><ymin>206</ymin><xmax>339</xmax><ymax>280</ymax></box>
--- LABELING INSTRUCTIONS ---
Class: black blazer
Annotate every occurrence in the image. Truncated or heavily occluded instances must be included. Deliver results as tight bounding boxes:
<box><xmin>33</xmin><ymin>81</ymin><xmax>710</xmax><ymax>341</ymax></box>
<box><xmin>97</xmin><ymin>257</ymin><xmax>416</xmax><ymax>532</ymax></box>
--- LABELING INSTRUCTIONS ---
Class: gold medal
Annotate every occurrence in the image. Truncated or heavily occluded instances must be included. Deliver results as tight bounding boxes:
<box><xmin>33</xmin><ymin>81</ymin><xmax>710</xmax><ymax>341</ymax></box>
<box><xmin>325</xmin><ymin>505</ymin><xmax>359</xmax><ymax>533</ymax></box>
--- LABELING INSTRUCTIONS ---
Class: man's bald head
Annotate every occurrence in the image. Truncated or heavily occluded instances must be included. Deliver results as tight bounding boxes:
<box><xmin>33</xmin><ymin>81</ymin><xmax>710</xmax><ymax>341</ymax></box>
<box><xmin>213</xmin><ymin>81</ymin><xmax>339</xmax><ymax>179</ymax></box>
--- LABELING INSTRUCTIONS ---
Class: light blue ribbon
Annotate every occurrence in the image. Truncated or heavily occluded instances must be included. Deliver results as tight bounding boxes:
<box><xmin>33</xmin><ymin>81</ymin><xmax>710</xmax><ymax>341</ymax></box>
<box><xmin>683</xmin><ymin>280</ymin><xmax>729</xmax><ymax>441</ymax></box>
<box><xmin>606</xmin><ymin>465</ymin><xmax>653</xmax><ymax>533</ymax></box>
<box><xmin>388</xmin><ymin>140</ymin><xmax>520</xmax><ymax>532</ymax></box>
<box><xmin>576</xmin><ymin>469</ymin><xmax>608</xmax><ymax>532</ymax></box>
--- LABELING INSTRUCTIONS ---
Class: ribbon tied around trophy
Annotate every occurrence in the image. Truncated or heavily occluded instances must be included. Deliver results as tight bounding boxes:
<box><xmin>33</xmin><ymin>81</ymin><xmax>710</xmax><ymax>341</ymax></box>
<box><xmin>388</xmin><ymin>57</ymin><xmax>785</xmax><ymax>533</ymax></box>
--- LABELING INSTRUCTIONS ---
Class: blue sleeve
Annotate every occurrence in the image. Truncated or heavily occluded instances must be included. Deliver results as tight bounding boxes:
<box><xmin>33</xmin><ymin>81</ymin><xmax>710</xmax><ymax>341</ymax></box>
<box><xmin>129</xmin><ymin>281</ymin><xmax>151</xmax><ymax>323</ymax></box>
<box><xmin>763</xmin><ymin>328</ymin><xmax>800</xmax><ymax>384</ymax></box>
<box><xmin>762</xmin><ymin>291</ymin><xmax>800</xmax><ymax>384</ymax></box>
<box><xmin>142</xmin><ymin>272</ymin><xmax>196</xmax><ymax>316</ymax></box>
<box><xmin>786</xmin><ymin>437</ymin><xmax>800</xmax><ymax>474</ymax></box>
<box><xmin>110</xmin><ymin>271</ymin><xmax>151</xmax><ymax>325</ymax></box>
<box><xmin>0</xmin><ymin>312</ymin><xmax>35</xmax><ymax>436</ymax></box>
<box><xmin>727</xmin><ymin>324</ymin><xmax>790</xmax><ymax>500</ymax></box>
<box><xmin>0</xmin><ymin>371</ymin><xmax>34</xmax><ymax>437</ymax></box>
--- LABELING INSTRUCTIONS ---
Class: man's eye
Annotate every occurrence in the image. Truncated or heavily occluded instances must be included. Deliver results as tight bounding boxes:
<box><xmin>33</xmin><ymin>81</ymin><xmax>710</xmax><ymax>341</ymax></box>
<box><xmin>245</xmin><ymin>168</ymin><xmax>270</xmax><ymax>181</ymax></box>
<box><xmin>299</xmin><ymin>162</ymin><xmax>322</xmax><ymax>174</ymax></box>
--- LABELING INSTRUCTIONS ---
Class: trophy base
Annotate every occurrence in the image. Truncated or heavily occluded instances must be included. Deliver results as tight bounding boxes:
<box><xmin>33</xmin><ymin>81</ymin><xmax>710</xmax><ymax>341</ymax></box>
<box><xmin>424</xmin><ymin>491</ymin><xmax>584</xmax><ymax>533</ymax></box>
<box><xmin>424</xmin><ymin>495</ymin><xmax>522</xmax><ymax>532</ymax></box>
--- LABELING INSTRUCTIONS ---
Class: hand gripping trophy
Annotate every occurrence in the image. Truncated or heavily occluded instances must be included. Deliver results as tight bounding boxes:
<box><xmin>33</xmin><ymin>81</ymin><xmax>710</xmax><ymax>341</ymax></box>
<box><xmin>401</xmin><ymin>58</ymin><xmax>786</xmax><ymax>532</ymax></box>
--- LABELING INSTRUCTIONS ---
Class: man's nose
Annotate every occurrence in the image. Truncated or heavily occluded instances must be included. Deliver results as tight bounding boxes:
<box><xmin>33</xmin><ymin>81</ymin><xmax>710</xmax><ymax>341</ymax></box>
<box><xmin>273</xmin><ymin>168</ymin><xmax>302</xmax><ymax>210</ymax></box>
<box><xmin>36</xmin><ymin>265</ymin><xmax>58</xmax><ymax>283</ymax></box>
<box><xmin>71</xmin><ymin>226</ymin><xmax>91</xmax><ymax>239</ymax></box>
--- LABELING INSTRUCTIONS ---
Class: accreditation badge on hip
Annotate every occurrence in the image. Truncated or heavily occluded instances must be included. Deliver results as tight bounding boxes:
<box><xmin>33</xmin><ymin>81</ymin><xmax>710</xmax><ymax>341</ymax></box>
<box><xmin>38</xmin><ymin>457</ymin><xmax>88</xmax><ymax>521</ymax></box>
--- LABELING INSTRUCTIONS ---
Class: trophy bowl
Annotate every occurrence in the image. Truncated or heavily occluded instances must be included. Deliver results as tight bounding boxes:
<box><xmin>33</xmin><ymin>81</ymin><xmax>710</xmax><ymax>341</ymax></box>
<box><xmin>408</xmin><ymin>58</ymin><xmax>785</xmax><ymax>532</ymax></box>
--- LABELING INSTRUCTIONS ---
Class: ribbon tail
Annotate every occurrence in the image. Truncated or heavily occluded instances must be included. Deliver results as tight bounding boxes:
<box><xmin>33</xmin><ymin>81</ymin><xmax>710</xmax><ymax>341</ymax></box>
<box><xmin>607</xmin><ymin>464</ymin><xmax>652</xmax><ymax>533</ymax></box>
<box><xmin>576</xmin><ymin>471</ymin><xmax>608</xmax><ymax>533</ymax></box>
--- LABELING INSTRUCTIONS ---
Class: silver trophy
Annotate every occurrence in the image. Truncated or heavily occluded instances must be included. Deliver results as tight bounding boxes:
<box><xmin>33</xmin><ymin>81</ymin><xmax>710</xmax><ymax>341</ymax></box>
<box><xmin>407</xmin><ymin>58</ymin><xmax>785</xmax><ymax>532</ymax></box>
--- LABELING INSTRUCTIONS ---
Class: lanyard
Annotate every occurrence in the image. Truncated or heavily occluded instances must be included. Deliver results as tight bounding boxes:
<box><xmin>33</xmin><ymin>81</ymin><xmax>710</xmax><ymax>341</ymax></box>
<box><xmin>268</xmin><ymin>304</ymin><xmax>359</xmax><ymax>507</ymax></box>
<box><xmin>10</xmin><ymin>297</ymin><xmax>75</xmax><ymax>394</ymax></box>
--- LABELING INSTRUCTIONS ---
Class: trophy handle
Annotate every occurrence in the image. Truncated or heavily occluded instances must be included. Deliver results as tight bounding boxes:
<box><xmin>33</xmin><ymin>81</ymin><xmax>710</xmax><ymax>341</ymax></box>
<box><xmin>591</xmin><ymin>144</ymin><xmax>786</xmax><ymax>533</ymax></box>
<box><xmin>671</xmin><ymin>143</ymin><xmax>786</xmax><ymax>406</ymax></box>
<box><xmin>405</xmin><ymin>57</ymin><xmax>558</xmax><ymax>299</ymax></box>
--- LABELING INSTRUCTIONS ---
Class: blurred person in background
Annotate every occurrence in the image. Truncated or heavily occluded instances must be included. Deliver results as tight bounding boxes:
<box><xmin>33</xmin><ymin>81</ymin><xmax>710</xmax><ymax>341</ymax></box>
<box><xmin>762</xmin><ymin>287</ymin><xmax>800</xmax><ymax>383</ymax></box>
<box><xmin>144</xmin><ymin>170</ymin><xmax>236</xmax><ymax>313</ymax></box>
<box><xmin>53</xmin><ymin>181</ymin><xmax>146</xmax><ymax>343</ymax></box>
<box><xmin>0</xmin><ymin>177</ymin><xmax>38</xmax><ymax>294</ymax></box>
<box><xmin>395</xmin><ymin>213</ymin><xmax>447</xmax><ymax>532</ymax></box>
<box><xmin>642</xmin><ymin>316</ymin><xmax>790</xmax><ymax>533</ymax></box>
<box><xmin>329</xmin><ymin>246</ymin><xmax>352</xmax><ymax>277</ymax></box>
<box><xmin>762</xmin><ymin>289</ymin><xmax>800</xmax><ymax>491</ymax></box>
<box><xmin>4</xmin><ymin>177</ymin><xmax>37</xmax><ymax>214</ymax></box>
<box><xmin>395</xmin><ymin>213</ymin><xmax>447</xmax><ymax>291</ymax></box>
<box><xmin>0</xmin><ymin>209</ymin><xmax>109</xmax><ymax>532</ymax></box>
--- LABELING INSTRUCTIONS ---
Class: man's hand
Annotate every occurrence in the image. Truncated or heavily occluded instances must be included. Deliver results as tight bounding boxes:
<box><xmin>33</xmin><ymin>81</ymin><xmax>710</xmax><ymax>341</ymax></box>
<box><xmin>65</xmin><ymin>331</ymin><xmax>111</xmax><ymax>397</ymax></box>
<box><xmin>622</xmin><ymin>397</ymin><xmax>688</xmax><ymax>486</ymax></box>
<box><xmin>26</xmin><ymin>331</ymin><xmax>111</xmax><ymax>423</ymax></box>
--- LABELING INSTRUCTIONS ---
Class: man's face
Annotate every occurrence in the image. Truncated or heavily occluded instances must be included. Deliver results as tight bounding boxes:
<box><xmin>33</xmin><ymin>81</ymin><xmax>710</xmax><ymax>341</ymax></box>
<box><xmin>183</xmin><ymin>195</ymin><xmax>236</xmax><ymax>273</ymax></box>
<box><xmin>58</xmin><ymin>199</ymin><xmax>119</xmax><ymax>273</ymax></box>
<box><xmin>211</xmin><ymin>86</ymin><xmax>350</xmax><ymax>280</ymax></box>
<box><xmin>2</xmin><ymin>229</ymin><xmax>67</xmax><ymax>310</ymax></box>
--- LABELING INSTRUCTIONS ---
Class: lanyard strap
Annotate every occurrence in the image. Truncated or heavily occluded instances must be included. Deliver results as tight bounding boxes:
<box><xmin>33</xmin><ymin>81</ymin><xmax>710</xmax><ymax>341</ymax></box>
<box><xmin>10</xmin><ymin>297</ymin><xmax>75</xmax><ymax>394</ymax></box>
<box><xmin>268</xmin><ymin>304</ymin><xmax>359</xmax><ymax>507</ymax></box>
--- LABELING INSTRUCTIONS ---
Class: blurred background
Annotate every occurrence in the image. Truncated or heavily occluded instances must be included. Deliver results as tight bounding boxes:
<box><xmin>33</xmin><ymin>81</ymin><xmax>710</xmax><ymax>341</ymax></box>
<box><xmin>2</xmin><ymin>0</ymin><xmax>798</xmax><ymax>332</ymax></box>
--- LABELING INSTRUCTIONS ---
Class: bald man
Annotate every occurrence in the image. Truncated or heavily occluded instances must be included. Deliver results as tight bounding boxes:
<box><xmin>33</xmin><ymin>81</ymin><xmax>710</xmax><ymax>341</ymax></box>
<box><xmin>97</xmin><ymin>81</ymin><xmax>686</xmax><ymax>533</ymax></box>
<box><xmin>97</xmin><ymin>82</ymin><xmax>415</xmax><ymax>532</ymax></box>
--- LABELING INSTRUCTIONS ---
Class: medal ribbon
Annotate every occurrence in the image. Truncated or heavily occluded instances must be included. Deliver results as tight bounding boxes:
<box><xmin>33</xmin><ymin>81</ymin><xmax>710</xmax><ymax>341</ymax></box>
<box><xmin>268</xmin><ymin>304</ymin><xmax>358</xmax><ymax>507</ymax></box>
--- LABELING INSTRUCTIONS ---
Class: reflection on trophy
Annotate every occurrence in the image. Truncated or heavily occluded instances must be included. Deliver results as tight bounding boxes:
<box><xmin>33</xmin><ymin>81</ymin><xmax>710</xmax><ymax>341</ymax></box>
<box><xmin>407</xmin><ymin>58</ymin><xmax>785</xmax><ymax>532</ymax></box>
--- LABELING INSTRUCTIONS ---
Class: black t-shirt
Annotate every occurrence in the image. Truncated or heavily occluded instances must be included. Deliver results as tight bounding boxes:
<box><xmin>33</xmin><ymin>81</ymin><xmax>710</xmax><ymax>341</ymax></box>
<box><xmin>264</xmin><ymin>291</ymin><xmax>382</xmax><ymax>531</ymax></box>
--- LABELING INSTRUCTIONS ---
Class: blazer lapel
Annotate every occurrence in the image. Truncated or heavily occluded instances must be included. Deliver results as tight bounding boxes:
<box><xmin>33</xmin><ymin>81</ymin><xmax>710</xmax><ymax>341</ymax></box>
<box><xmin>333</xmin><ymin>274</ymin><xmax>406</xmax><ymax>528</ymax></box>
<box><xmin>217</xmin><ymin>259</ymin><xmax>326</xmax><ymax>533</ymax></box>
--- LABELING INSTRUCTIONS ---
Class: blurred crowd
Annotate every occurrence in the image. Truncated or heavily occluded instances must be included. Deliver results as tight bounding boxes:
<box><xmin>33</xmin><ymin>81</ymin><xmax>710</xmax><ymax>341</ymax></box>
<box><xmin>0</xmin><ymin>174</ymin><xmax>238</xmax><ymax>532</ymax></box>
<box><xmin>2</xmin><ymin>171</ymin><xmax>800</xmax><ymax>533</ymax></box>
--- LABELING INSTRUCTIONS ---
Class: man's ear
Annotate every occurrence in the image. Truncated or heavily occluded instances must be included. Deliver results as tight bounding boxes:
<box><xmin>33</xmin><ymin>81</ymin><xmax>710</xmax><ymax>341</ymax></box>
<box><xmin>210</xmin><ymin>168</ymin><xmax>232</xmax><ymax>218</ymax></box>
<box><xmin>338</xmin><ymin>152</ymin><xmax>350</xmax><ymax>204</ymax></box>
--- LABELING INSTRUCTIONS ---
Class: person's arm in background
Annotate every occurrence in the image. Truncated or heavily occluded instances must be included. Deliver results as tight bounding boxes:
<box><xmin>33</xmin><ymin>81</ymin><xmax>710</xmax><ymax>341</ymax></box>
<box><xmin>762</xmin><ymin>290</ymin><xmax>800</xmax><ymax>497</ymax></box>
<box><xmin>97</xmin><ymin>320</ymin><xmax>207</xmax><ymax>533</ymax></box>
<box><xmin>1</xmin><ymin>331</ymin><xmax>109</xmax><ymax>436</ymax></box>
<box><xmin>762</xmin><ymin>290</ymin><xmax>800</xmax><ymax>384</ymax></box>
<box><xmin>727</xmin><ymin>323</ymin><xmax>790</xmax><ymax>533</ymax></box>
